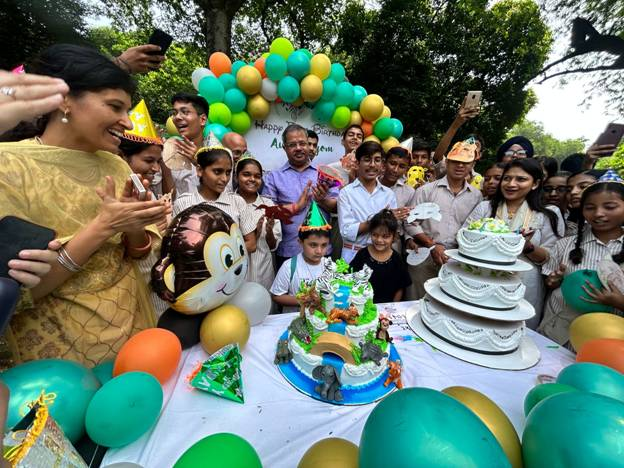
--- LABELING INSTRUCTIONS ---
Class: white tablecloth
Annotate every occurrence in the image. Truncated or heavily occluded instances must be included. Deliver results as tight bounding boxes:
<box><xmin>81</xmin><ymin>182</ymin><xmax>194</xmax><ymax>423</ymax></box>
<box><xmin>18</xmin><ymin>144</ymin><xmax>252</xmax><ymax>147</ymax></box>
<box><xmin>102</xmin><ymin>301</ymin><xmax>575</xmax><ymax>468</ymax></box>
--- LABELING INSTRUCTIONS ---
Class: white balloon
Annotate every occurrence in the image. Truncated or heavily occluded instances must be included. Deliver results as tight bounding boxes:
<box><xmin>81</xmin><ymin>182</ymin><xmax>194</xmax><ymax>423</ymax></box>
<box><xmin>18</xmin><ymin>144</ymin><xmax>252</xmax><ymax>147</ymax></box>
<box><xmin>260</xmin><ymin>78</ymin><xmax>278</xmax><ymax>102</ymax></box>
<box><xmin>227</xmin><ymin>281</ymin><xmax>271</xmax><ymax>326</ymax></box>
<box><xmin>191</xmin><ymin>67</ymin><xmax>214</xmax><ymax>91</ymax></box>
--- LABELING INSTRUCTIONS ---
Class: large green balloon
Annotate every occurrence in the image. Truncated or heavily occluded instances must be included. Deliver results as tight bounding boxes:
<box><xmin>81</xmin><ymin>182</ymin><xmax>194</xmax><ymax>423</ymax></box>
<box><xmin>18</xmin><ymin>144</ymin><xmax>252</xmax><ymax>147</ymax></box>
<box><xmin>522</xmin><ymin>391</ymin><xmax>624</xmax><ymax>468</ymax></box>
<box><xmin>269</xmin><ymin>37</ymin><xmax>294</xmax><ymax>60</ymax></box>
<box><xmin>265</xmin><ymin>54</ymin><xmax>287</xmax><ymax>82</ymax></box>
<box><xmin>0</xmin><ymin>359</ymin><xmax>100</xmax><ymax>443</ymax></box>
<box><xmin>331</xmin><ymin>106</ymin><xmax>351</xmax><ymax>129</ymax></box>
<box><xmin>204</xmin><ymin>123</ymin><xmax>229</xmax><ymax>140</ymax></box>
<box><xmin>561</xmin><ymin>269</ymin><xmax>612</xmax><ymax>313</ymax></box>
<box><xmin>230</xmin><ymin>111</ymin><xmax>252</xmax><ymax>134</ymax></box>
<box><xmin>224</xmin><ymin>88</ymin><xmax>247</xmax><ymax>113</ymax></box>
<box><xmin>174</xmin><ymin>433</ymin><xmax>262</xmax><ymax>468</ymax></box>
<box><xmin>321</xmin><ymin>79</ymin><xmax>337</xmax><ymax>101</ymax></box>
<box><xmin>359</xmin><ymin>388</ymin><xmax>510</xmax><ymax>468</ymax></box>
<box><xmin>350</xmin><ymin>85</ymin><xmax>367</xmax><ymax>110</ymax></box>
<box><xmin>373</xmin><ymin>117</ymin><xmax>394</xmax><ymax>140</ymax></box>
<box><xmin>277</xmin><ymin>76</ymin><xmax>300</xmax><ymax>103</ymax></box>
<box><xmin>523</xmin><ymin>383</ymin><xmax>579</xmax><ymax>416</ymax></box>
<box><xmin>198</xmin><ymin>76</ymin><xmax>225</xmax><ymax>105</ymax></box>
<box><xmin>209</xmin><ymin>102</ymin><xmax>232</xmax><ymax>126</ymax></box>
<box><xmin>287</xmin><ymin>50</ymin><xmax>311</xmax><ymax>81</ymax></box>
<box><xmin>329</xmin><ymin>63</ymin><xmax>346</xmax><ymax>83</ymax></box>
<box><xmin>218</xmin><ymin>73</ymin><xmax>237</xmax><ymax>91</ymax></box>
<box><xmin>557</xmin><ymin>362</ymin><xmax>624</xmax><ymax>402</ymax></box>
<box><xmin>92</xmin><ymin>360</ymin><xmax>114</xmax><ymax>386</ymax></box>
<box><xmin>231</xmin><ymin>60</ymin><xmax>246</xmax><ymax>77</ymax></box>
<box><xmin>333</xmin><ymin>82</ymin><xmax>354</xmax><ymax>107</ymax></box>
<box><xmin>85</xmin><ymin>372</ymin><xmax>162</xmax><ymax>448</ymax></box>
<box><xmin>390</xmin><ymin>118</ymin><xmax>404</xmax><ymax>139</ymax></box>
<box><xmin>312</xmin><ymin>100</ymin><xmax>336</xmax><ymax>124</ymax></box>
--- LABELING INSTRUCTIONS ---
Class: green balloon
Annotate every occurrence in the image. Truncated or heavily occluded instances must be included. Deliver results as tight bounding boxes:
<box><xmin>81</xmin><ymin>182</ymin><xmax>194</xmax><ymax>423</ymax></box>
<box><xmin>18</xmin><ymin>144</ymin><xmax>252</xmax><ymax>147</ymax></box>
<box><xmin>231</xmin><ymin>60</ymin><xmax>246</xmax><ymax>77</ymax></box>
<box><xmin>390</xmin><ymin>118</ymin><xmax>403</xmax><ymax>138</ymax></box>
<box><xmin>265</xmin><ymin>54</ymin><xmax>287</xmax><ymax>82</ymax></box>
<box><xmin>321</xmin><ymin>79</ymin><xmax>337</xmax><ymax>101</ymax></box>
<box><xmin>224</xmin><ymin>88</ymin><xmax>247</xmax><ymax>113</ymax></box>
<box><xmin>269</xmin><ymin>37</ymin><xmax>294</xmax><ymax>60</ymax></box>
<box><xmin>373</xmin><ymin>117</ymin><xmax>394</xmax><ymax>140</ymax></box>
<box><xmin>561</xmin><ymin>269</ymin><xmax>612</xmax><ymax>313</ymax></box>
<box><xmin>198</xmin><ymin>76</ymin><xmax>224</xmax><ymax>105</ymax></box>
<box><xmin>329</xmin><ymin>62</ymin><xmax>346</xmax><ymax>83</ymax></box>
<box><xmin>300</xmin><ymin>48</ymin><xmax>313</xmax><ymax>59</ymax></box>
<box><xmin>523</xmin><ymin>391</ymin><xmax>624</xmax><ymax>467</ymax></box>
<box><xmin>312</xmin><ymin>100</ymin><xmax>336</xmax><ymax>124</ymax></box>
<box><xmin>174</xmin><ymin>433</ymin><xmax>262</xmax><ymax>468</ymax></box>
<box><xmin>230</xmin><ymin>111</ymin><xmax>252</xmax><ymax>134</ymax></box>
<box><xmin>331</xmin><ymin>106</ymin><xmax>351</xmax><ymax>129</ymax></box>
<box><xmin>85</xmin><ymin>372</ymin><xmax>162</xmax><ymax>448</ymax></box>
<box><xmin>557</xmin><ymin>362</ymin><xmax>624</xmax><ymax>402</ymax></box>
<box><xmin>92</xmin><ymin>360</ymin><xmax>114</xmax><ymax>386</ymax></box>
<box><xmin>524</xmin><ymin>383</ymin><xmax>579</xmax><ymax>416</ymax></box>
<box><xmin>209</xmin><ymin>102</ymin><xmax>232</xmax><ymax>126</ymax></box>
<box><xmin>218</xmin><ymin>73</ymin><xmax>237</xmax><ymax>91</ymax></box>
<box><xmin>350</xmin><ymin>85</ymin><xmax>367</xmax><ymax>110</ymax></box>
<box><xmin>287</xmin><ymin>50</ymin><xmax>311</xmax><ymax>80</ymax></box>
<box><xmin>360</xmin><ymin>388</ymin><xmax>510</xmax><ymax>468</ymax></box>
<box><xmin>277</xmin><ymin>76</ymin><xmax>300</xmax><ymax>103</ymax></box>
<box><xmin>204</xmin><ymin>123</ymin><xmax>228</xmax><ymax>140</ymax></box>
<box><xmin>333</xmin><ymin>82</ymin><xmax>354</xmax><ymax>107</ymax></box>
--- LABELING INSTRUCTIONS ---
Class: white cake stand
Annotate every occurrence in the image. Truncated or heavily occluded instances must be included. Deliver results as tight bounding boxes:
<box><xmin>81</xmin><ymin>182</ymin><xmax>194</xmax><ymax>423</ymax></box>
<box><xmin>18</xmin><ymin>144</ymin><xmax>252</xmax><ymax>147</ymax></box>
<box><xmin>405</xmin><ymin>302</ymin><xmax>541</xmax><ymax>371</ymax></box>
<box><xmin>446</xmin><ymin>249</ymin><xmax>533</xmax><ymax>272</ymax></box>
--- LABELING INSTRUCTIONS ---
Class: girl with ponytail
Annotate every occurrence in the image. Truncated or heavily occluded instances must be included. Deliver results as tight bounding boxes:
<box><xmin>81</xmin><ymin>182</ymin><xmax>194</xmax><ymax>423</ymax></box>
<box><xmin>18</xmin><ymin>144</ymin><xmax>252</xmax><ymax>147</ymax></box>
<box><xmin>538</xmin><ymin>180</ymin><xmax>624</xmax><ymax>346</ymax></box>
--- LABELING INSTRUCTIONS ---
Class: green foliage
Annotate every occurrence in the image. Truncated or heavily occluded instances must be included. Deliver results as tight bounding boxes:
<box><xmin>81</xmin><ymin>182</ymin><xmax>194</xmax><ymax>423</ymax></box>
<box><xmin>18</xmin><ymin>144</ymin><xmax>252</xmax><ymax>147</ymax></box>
<box><xmin>350</xmin><ymin>343</ymin><xmax>362</xmax><ymax>365</ymax></box>
<box><xmin>313</xmin><ymin>309</ymin><xmax>327</xmax><ymax>320</ymax></box>
<box><xmin>508</xmin><ymin>119</ymin><xmax>586</xmax><ymax>159</ymax></box>
<box><xmin>595</xmin><ymin>144</ymin><xmax>624</xmax><ymax>176</ymax></box>
<box><xmin>356</xmin><ymin>300</ymin><xmax>377</xmax><ymax>326</ymax></box>
<box><xmin>334</xmin><ymin>0</ymin><xmax>552</xmax><ymax>157</ymax></box>
<box><xmin>364</xmin><ymin>330</ymin><xmax>388</xmax><ymax>352</ymax></box>
<box><xmin>335</xmin><ymin>259</ymin><xmax>350</xmax><ymax>274</ymax></box>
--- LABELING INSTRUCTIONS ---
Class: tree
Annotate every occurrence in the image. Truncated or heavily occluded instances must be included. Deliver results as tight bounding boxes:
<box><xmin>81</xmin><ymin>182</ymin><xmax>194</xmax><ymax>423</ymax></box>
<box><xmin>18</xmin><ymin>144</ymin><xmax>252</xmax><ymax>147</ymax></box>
<box><xmin>335</xmin><ymin>0</ymin><xmax>552</xmax><ymax>160</ymax></box>
<box><xmin>508</xmin><ymin>119</ymin><xmax>586</xmax><ymax>159</ymax></box>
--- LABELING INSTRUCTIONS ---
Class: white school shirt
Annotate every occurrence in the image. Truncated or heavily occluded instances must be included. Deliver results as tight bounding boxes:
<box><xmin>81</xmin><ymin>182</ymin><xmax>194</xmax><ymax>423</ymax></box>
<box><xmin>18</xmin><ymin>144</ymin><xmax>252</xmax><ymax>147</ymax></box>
<box><xmin>270</xmin><ymin>254</ymin><xmax>324</xmax><ymax>313</ymax></box>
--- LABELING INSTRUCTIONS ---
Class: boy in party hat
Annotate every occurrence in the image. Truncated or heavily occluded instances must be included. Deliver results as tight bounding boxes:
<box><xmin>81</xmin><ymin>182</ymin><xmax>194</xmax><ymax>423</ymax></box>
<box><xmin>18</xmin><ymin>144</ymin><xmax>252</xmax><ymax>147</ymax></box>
<box><xmin>270</xmin><ymin>200</ymin><xmax>331</xmax><ymax>313</ymax></box>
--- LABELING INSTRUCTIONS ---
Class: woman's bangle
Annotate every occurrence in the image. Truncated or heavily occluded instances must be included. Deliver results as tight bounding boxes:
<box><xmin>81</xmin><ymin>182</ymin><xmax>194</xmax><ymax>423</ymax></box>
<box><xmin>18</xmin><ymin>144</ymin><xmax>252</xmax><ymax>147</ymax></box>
<box><xmin>123</xmin><ymin>232</ymin><xmax>152</xmax><ymax>255</ymax></box>
<box><xmin>57</xmin><ymin>246</ymin><xmax>83</xmax><ymax>273</ymax></box>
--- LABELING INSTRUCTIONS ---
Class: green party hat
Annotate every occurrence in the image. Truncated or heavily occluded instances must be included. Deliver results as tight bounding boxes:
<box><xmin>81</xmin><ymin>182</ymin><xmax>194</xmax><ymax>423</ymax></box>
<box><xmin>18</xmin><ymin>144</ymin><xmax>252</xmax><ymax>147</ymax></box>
<box><xmin>299</xmin><ymin>200</ymin><xmax>331</xmax><ymax>232</ymax></box>
<box><xmin>188</xmin><ymin>344</ymin><xmax>244</xmax><ymax>403</ymax></box>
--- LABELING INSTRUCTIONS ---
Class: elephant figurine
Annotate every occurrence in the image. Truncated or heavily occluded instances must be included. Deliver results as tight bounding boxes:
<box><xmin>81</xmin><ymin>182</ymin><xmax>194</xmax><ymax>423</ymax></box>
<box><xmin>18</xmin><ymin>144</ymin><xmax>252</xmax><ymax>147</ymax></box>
<box><xmin>312</xmin><ymin>364</ymin><xmax>343</xmax><ymax>402</ymax></box>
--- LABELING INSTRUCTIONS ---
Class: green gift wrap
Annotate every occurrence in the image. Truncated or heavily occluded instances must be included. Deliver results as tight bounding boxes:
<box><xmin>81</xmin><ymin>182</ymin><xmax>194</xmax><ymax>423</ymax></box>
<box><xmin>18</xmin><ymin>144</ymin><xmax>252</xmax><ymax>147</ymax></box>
<box><xmin>189</xmin><ymin>344</ymin><xmax>244</xmax><ymax>403</ymax></box>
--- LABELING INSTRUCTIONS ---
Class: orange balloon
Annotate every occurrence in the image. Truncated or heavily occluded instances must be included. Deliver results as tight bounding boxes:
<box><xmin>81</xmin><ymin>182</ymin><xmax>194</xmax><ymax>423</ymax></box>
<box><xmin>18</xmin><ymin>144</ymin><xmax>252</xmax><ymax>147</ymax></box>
<box><xmin>254</xmin><ymin>56</ymin><xmax>267</xmax><ymax>78</ymax></box>
<box><xmin>208</xmin><ymin>52</ymin><xmax>232</xmax><ymax>77</ymax></box>
<box><xmin>361</xmin><ymin>121</ymin><xmax>373</xmax><ymax>137</ymax></box>
<box><xmin>577</xmin><ymin>338</ymin><xmax>624</xmax><ymax>373</ymax></box>
<box><xmin>113</xmin><ymin>328</ymin><xmax>182</xmax><ymax>384</ymax></box>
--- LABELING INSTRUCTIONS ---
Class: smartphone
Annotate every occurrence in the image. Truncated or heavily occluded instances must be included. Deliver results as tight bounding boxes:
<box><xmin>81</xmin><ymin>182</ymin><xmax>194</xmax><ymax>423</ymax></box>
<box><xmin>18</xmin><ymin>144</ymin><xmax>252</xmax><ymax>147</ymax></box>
<box><xmin>463</xmin><ymin>91</ymin><xmax>482</xmax><ymax>110</ymax></box>
<box><xmin>130</xmin><ymin>173</ymin><xmax>148</xmax><ymax>201</ymax></box>
<box><xmin>0</xmin><ymin>216</ymin><xmax>56</xmax><ymax>278</ymax></box>
<box><xmin>148</xmin><ymin>28</ymin><xmax>173</xmax><ymax>56</ymax></box>
<box><xmin>594</xmin><ymin>123</ymin><xmax>624</xmax><ymax>150</ymax></box>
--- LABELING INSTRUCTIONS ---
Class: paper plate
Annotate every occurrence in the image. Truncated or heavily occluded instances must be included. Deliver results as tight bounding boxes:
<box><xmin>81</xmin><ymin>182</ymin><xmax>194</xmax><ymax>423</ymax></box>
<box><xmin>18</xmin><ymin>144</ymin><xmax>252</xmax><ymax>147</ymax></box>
<box><xmin>406</xmin><ymin>248</ymin><xmax>430</xmax><ymax>266</ymax></box>
<box><xmin>446</xmin><ymin>249</ymin><xmax>533</xmax><ymax>272</ymax></box>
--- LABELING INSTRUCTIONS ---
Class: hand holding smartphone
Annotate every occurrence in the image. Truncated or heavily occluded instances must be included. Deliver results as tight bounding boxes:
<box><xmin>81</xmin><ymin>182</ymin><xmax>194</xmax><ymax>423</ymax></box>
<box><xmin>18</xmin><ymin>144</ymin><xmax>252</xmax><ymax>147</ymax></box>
<box><xmin>0</xmin><ymin>217</ymin><xmax>56</xmax><ymax>279</ymax></box>
<box><xmin>130</xmin><ymin>174</ymin><xmax>148</xmax><ymax>201</ymax></box>
<box><xmin>592</xmin><ymin>123</ymin><xmax>624</xmax><ymax>157</ymax></box>
<box><xmin>463</xmin><ymin>91</ymin><xmax>482</xmax><ymax>111</ymax></box>
<box><xmin>148</xmin><ymin>29</ymin><xmax>173</xmax><ymax>56</ymax></box>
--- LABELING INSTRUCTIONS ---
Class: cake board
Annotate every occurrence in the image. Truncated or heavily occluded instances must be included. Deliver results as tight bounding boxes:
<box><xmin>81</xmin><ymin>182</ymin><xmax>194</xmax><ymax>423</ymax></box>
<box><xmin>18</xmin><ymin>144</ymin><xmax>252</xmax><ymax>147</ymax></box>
<box><xmin>405</xmin><ymin>303</ymin><xmax>541</xmax><ymax>371</ymax></box>
<box><xmin>276</xmin><ymin>331</ymin><xmax>401</xmax><ymax>405</ymax></box>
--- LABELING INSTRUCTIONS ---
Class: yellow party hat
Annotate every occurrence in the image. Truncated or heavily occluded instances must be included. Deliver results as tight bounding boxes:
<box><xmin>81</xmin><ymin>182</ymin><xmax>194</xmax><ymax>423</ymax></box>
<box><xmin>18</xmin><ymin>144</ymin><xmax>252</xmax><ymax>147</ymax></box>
<box><xmin>123</xmin><ymin>99</ymin><xmax>163</xmax><ymax>145</ymax></box>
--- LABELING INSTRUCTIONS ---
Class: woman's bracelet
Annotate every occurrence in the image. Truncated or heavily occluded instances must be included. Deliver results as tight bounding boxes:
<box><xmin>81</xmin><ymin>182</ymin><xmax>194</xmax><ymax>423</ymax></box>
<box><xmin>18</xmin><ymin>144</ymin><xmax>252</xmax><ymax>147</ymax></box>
<box><xmin>57</xmin><ymin>246</ymin><xmax>83</xmax><ymax>273</ymax></box>
<box><xmin>123</xmin><ymin>232</ymin><xmax>152</xmax><ymax>256</ymax></box>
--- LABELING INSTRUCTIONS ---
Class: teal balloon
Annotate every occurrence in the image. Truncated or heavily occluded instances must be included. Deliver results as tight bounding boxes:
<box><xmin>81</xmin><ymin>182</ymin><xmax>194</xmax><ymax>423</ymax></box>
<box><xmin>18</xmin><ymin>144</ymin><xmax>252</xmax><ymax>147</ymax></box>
<box><xmin>265</xmin><ymin>53</ymin><xmax>287</xmax><ymax>82</ymax></box>
<box><xmin>92</xmin><ymin>360</ymin><xmax>114</xmax><ymax>386</ymax></box>
<box><xmin>85</xmin><ymin>372</ymin><xmax>162</xmax><ymax>448</ymax></box>
<box><xmin>333</xmin><ymin>82</ymin><xmax>354</xmax><ymax>107</ymax></box>
<box><xmin>174</xmin><ymin>433</ymin><xmax>262</xmax><ymax>468</ymax></box>
<box><xmin>557</xmin><ymin>362</ymin><xmax>624</xmax><ymax>402</ymax></box>
<box><xmin>277</xmin><ymin>76</ymin><xmax>300</xmax><ymax>103</ymax></box>
<box><xmin>286</xmin><ymin>50</ymin><xmax>311</xmax><ymax>80</ymax></box>
<box><xmin>312</xmin><ymin>100</ymin><xmax>336</xmax><ymax>124</ymax></box>
<box><xmin>218</xmin><ymin>73</ymin><xmax>237</xmax><ymax>91</ymax></box>
<box><xmin>321</xmin><ymin>79</ymin><xmax>337</xmax><ymax>101</ymax></box>
<box><xmin>231</xmin><ymin>60</ymin><xmax>246</xmax><ymax>77</ymax></box>
<box><xmin>331</xmin><ymin>106</ymin><xmax>351</xmax><ymax>129</ymax></box>
<box><xmin>0</xmin><ymin>359</ymin><xmax>100</xmax><ymax>443</ymax></box>
<box><xmin>561</xmin><ymin>269</ymin><xmax>612</xmax><ymax>313</ymax></box>
<box><xmin>524</xmin><ymin>383</ymin><xmax>579</xmax><ymax>416</ymax></box>
<box><xmin>522</xmin><ymin>391</ymin><xmax>624</xmax><ymax>468</ymax></box>
<box><xmin>204</xmin><ymin>123</ymin><xmax>228</xmax><ymax>140</ymax></box>
<box><xmin>300</xmin><ymin>48</ymin><xmax>313</xmax><ymax>59</ymax></box>
<box><xmin>350</xmin><ymin>85</ymin><xmax>367</xmax><ymax>110</ymax></box>
<box><xmin>359</xmin><ymin>388</ymin><xmax>510</xmax><ymax>468</ymax></box>
<box><xmin>390</xmin><ymin>118</ymin><xmax>404</xmax><ymax>138</ymax></box>
<box><xmin>329</xmin><ymin>62</ymin><xmax>346</xmax><ymax>83</ymax></box>
<box><xmin>373</xmin><ymin>117</ymin><xmax>394</xmax><ymax>140</ymax></box>
<box><xmin>224</xmin><ymin>88</ymin><xmax>247</xmax><ymax>113</ymax></box>
<box><xmin>198</xmin><ymin>76</ymin><xmax>224</xmax><ymax>105</ymax></box>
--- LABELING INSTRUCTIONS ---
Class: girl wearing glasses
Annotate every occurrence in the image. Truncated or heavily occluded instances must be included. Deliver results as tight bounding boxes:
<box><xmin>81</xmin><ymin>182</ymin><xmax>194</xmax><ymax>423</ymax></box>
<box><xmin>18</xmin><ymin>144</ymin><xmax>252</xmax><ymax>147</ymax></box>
<box><xmin>495</xmin><ymin>136</ymin><xmax>534</xmax><ymax>164</ymax></box>
<box><xmin>543</xmin><ymin>171</ymin><xmax>571</xmax><ymax>217</ymax></box>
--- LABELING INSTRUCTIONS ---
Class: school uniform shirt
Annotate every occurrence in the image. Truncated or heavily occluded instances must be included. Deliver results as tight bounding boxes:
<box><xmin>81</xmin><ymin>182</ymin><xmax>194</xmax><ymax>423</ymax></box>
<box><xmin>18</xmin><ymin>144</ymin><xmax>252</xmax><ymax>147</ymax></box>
<box><xmin>270</xmin><ymin>254</ymin><xmax>325</xmax><ymax>313</ymax></box>
<box><xmin>338</xmin><ymin>178</ymin><xmax>397</xmax><ymax>263</ymax></box>
<box><xmin>350</xmin><ymin>248</ymin><xmax>412</xmax><ymax>303</ymax></box>
<box><xmin>538</xmin><ymin>228</ymin><xmax>624</xmax><ymax>345</ymax></box>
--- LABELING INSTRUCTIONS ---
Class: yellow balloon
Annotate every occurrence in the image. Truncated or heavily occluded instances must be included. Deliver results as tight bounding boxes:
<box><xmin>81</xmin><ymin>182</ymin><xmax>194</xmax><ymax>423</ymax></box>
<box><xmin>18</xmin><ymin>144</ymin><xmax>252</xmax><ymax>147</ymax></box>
<box><xmin>359</xmin><ymin>94</ymin><xmax>384</xmax><ymax>122</ymax></box>
<box><xmin>364</xmin><ymin>135</ymin><xmax>380</xmax><ymax>143</ymax></box>
<box><xmin>382</xmin><ymin>105</ymin><xmax>391</xmax><ymax>119</ymax></box>
<box><xmin>293</xmin><ymin>96</ymin><xmax>305</xmax><ymax>107</ymax></box>
<box><xmin>349</xmin><ymin>110</ymin><xmax>362</xmax><ymax>126</ymax></box>
<box><xmin>236</xmin><ymin>65</ymin><xmax>262</xmax><ymax>95</ymax></box>
<box><xmin>300</xmin><ymin>75</ymin><xmax>323</xmax><ymax>102</ymax></box>
<box><xmin>443</xmin><ymin>386</ymin><xmax>522</xmax><ymax>468</ymax></box>
<box><xmin>381</xmin><ymin>137</ymin><xmax>400</xmax><ymax>152</ymax></box>
<box><xmin>569</xmin><ymin>313</ymin><xmax>624</xmax><ymax>352</ymax></box>
<box><xmin>298</xmin><ymin>438</ymin><xmax>358</xmax><ymax>468</ymax></box>
<box><xmin>165</xmin><ymin>116</ymin><xmax>179</xmax><ymax>136</ymax></box>
<box><xmin>199</xmin><ymin>304</ymin><xmax>250</xmax><ymax>354</ymax></box>
<box><xmin>247</xmin><ymin>94</ymin><xmax>270</xmax><ymax>120</ymax></box>
<box><xmin>309</xmin><ymin>54</ymin><xmax>331</xmax><ymax>80</ymax></box>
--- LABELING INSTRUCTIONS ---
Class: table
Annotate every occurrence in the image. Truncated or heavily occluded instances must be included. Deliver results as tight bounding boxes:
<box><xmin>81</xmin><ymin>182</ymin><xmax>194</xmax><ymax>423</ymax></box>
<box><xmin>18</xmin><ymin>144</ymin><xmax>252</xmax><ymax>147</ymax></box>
<box><xmin>102</xmin><ymin>301</ymin><xmax>575</xmax><ymax>468</ymax></box>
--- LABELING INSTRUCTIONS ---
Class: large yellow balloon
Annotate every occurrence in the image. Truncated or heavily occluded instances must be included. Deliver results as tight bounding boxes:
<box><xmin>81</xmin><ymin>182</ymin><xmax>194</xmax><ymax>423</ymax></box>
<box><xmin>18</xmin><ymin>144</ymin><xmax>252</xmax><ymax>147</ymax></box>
<box><xmin>236</xmin><ymin>65</ymin><xmax>262</xmax><ymax>95</ymax></box>
<box><xmin>359</xmin><ymin>94</ymin><xmax>384</xmax><ymax>122</ymax></box>
<box><xmin>364</xmin><ymin>135</ymin><xmax>381</xmax><ymax>144</ymax></box>
<box><xmin>443</xmin><ymin>386</ymin><xmax>522</xmax><ymax>468</ymax></box>
<box><xmin>300</xmin><ymin>75</ymin><xmax>323</xmax><ymax>102</ymax></box>
<box><xmin>309</xmin><ymin>54</ymin><xmax>331</xmax><ymax>80</ymax></box>
<box><xmin>349</xmin><ymin>110</ymin><xmax>362</xmax><ymax>126</ymax></box>
<box><xmin>381</xmin><ymin>137</ymin><xmax>400</xmax><ymax>152</ymax></box>
<box><xmin>199</xmin><ymin>304</ymin><xmax>250</xmax><ymax>354</ymax></box>
<box><xmin>166</xmin><ymin>116</ymin><xmax>179</xmax><ymax>136</ymax></box>
<box><xmin>298</xmin><ymin>438</ymin><xmax>358</xmax><ymax>468</ymax></box>
<box><xmin>569</xmin><ymin>313</ymin><xmax>624</xmax><ymax>352</ymax></box>
<box><xmin>381</xmin><ymin>105</ymin><xmax>391</xmax><ymax>119</ymax></box>
<box><xmin>247</xmin><ymin>94</ymin><xmax>270</xmax><ymax>120</ymax></box>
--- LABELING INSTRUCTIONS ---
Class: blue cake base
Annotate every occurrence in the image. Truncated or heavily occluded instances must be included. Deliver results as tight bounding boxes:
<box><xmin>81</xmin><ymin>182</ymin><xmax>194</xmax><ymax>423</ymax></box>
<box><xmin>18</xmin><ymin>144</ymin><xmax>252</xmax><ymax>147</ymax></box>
<box><xmin>276</xmin><ymin>330</ymin><xmax>401</xmax><ymax>405</ymax></box>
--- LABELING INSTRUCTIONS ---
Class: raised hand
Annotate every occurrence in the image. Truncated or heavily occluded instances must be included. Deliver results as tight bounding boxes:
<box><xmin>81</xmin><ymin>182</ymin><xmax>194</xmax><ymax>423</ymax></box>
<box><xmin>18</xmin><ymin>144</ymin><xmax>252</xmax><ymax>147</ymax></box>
<box><xmin>545</xmin><ymin>264</ymin><xmax>566</xmax><ymax>289</ymax></box>
<box><xmin>115</xmin><ymin>45</ymin><xmax>166</xmax><ymax>74</ymax></box>
<box><xmin>174</xmin><ymin>137</ymin><xmax>198</xmax><ymax>165</ymax></box>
